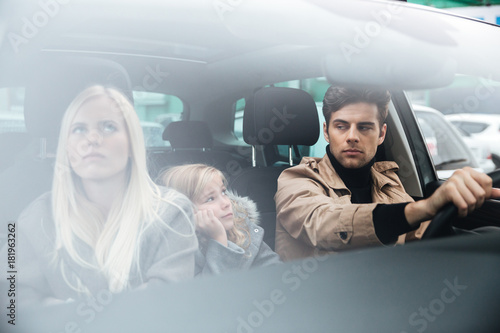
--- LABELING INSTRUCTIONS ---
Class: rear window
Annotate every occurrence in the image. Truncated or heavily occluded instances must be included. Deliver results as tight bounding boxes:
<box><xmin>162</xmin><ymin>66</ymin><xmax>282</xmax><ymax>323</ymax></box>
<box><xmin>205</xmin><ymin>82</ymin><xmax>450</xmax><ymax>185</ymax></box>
<box><xmin>452</xmin><ymin>121</ymin><xmax>489</xmax><ymax>135</ymax></box>
<box><xmin>133</xmin><ymin>91</ymin><xmax>183</xmax><ymax>147</ymax></box>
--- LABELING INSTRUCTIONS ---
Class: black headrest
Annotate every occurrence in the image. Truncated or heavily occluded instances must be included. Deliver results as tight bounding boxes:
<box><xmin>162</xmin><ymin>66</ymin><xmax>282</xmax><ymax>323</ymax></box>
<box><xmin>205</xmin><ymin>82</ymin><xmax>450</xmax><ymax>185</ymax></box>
<box><xmin>163</xmin><ymin>121</ymin><xmax>213</xmax><ymax>149</ymax></box>
<box><xmin>24</xmin><ymin>56</ymin><xmax>132</xmax><ymax>141</ymax></box>
<box><xmin>243</xmin><ymin>87</ymin><xmax>319</xmax><ymax>146</ymax></box>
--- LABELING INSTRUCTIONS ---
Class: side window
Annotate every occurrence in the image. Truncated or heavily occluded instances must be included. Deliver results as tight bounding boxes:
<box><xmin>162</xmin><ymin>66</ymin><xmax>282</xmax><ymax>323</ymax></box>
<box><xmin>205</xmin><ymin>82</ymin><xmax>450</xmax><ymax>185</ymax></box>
<box><xmin>406</xmin><ymin>74</ymin><xmax>500</xmax><ymax>177</ymax></box>
<box><xmin>133</xmin><ymin>91</ymin><xmax>183</xmax><ymax>147</ymax></box>
<box><xmin>0</xmin><ymin>87</ymin><xmax>25</xmax><ymax>133</ymax></box>
<box><xmin>233</xmin><ymin>98</ymin><xmax>245</xmax><ymax>141</ymax></box>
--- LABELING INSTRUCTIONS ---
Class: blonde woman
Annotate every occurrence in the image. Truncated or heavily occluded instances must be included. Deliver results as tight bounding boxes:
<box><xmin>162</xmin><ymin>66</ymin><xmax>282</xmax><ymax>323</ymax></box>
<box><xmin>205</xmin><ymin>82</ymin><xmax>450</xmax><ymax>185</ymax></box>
<box><xmin>161</xmin><ymin>164</ymin><xmax>280</xmax><ymax>276</ymax></box>
<box><xmin>14</xmin><ymin>85</ymin><xmax>197</xmax><ymax>304</ymax></box>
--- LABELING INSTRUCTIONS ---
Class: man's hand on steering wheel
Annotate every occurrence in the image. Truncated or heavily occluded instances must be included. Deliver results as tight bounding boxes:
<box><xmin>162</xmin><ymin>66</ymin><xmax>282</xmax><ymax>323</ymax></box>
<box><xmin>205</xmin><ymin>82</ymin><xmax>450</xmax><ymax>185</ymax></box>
<box><xmin>426</xmin><ymin>167</ymin><xmax>499</xmax><ymax>218</ymax></box>
<box><xmin>404</xmin><ymin>167</ymin><xmax>500</xmax><ymax>237</ymax></box>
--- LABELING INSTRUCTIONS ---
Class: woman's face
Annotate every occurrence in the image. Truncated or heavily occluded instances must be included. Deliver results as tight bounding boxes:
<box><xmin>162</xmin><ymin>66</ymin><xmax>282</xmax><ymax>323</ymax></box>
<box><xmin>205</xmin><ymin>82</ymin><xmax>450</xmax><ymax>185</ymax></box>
<box><xmin>195</xmin><ymin>175</ymin><xmax>234</xmax><ymax>231</ymax></box>
<box><xmin>67</xmin><ymin>96</ymin><xmax>131</xmax><ymax>184</ymax></box>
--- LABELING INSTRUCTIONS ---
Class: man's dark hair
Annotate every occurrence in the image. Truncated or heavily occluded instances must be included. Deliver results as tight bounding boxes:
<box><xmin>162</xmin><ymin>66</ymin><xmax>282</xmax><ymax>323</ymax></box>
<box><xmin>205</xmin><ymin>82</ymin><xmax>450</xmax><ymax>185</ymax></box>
<box><xmin>322</xmin><ymin>86</ymin><xmax>391</xmax><ymax>128</ymax></box>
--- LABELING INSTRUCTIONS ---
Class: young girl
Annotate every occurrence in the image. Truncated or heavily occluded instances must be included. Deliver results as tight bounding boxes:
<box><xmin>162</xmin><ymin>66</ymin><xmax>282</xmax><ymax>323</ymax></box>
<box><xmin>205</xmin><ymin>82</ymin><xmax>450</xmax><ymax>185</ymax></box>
<box><xmin>161</xmin><ymin>164</ymin><xmax>281</xmax><ymax>275</ymax></box>
<box><xmin>13</xmin><ymin>85</ymin><xmax>197</xmax><ymax>304</ymax></box>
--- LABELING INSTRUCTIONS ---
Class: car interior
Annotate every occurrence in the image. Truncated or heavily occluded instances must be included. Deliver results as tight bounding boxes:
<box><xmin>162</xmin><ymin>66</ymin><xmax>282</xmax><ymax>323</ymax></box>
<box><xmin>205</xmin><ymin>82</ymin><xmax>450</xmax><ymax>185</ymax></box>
<box><xmin>0</xmin><ymin>50</ymin><xmax>433</xmax><ymax>251</ymax></box>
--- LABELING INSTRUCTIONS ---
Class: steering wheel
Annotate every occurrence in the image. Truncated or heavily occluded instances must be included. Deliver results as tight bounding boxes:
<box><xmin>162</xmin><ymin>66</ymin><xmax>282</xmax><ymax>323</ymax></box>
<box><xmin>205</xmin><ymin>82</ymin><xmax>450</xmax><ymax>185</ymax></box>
<box><xmin>422</xmin><ymin>169</ymin><xmax>500</xmax><ymax>239</ymax></box>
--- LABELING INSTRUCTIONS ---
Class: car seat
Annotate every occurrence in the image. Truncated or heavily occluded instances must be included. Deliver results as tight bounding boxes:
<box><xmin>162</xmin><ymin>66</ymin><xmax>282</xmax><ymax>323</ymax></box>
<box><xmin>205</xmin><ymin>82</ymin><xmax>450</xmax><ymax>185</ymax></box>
<box><xmin>150</xmin><ymin>120</ymin><xmax>250</xmax><ymax>181</ymax></box>
<box><xmin>229</xmin><ymin>87</ymin><xmax>319</xmax><ymax>250</ymax></box>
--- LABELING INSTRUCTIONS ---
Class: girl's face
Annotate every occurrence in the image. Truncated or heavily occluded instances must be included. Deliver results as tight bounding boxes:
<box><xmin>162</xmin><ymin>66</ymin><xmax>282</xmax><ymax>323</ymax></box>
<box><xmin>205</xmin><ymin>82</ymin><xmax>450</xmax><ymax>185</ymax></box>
<box><xmin>195</xmin><ymin>175</ymin><xmax>234</xmax><ymax>231</ymax></box>
<box><xmin>67</xmin><ymin>96</ymin><xmax>131</xmax><ymax>184</ymax></box>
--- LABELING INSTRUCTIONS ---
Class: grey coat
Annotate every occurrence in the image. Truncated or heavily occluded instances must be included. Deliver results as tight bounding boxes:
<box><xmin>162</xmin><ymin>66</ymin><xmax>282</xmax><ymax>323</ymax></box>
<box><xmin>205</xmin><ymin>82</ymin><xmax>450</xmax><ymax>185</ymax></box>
<box><xmin>4</xmin><ymin>187</ymin><xmax>197</xmax><ymax>304</ymax></box>
<box><xmin>195</xmin><ymin>193</ymin><xmax>281</xmax><ymax>276</ymax></box>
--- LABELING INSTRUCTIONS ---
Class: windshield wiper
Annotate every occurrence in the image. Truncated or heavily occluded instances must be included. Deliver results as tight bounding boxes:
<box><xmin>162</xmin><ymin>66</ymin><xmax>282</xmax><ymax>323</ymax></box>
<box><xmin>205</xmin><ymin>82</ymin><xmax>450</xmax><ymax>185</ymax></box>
<box><xmin>434</xmin><ymin>158</ymin><xmax>468</xmax><ymax>170</ymax></box>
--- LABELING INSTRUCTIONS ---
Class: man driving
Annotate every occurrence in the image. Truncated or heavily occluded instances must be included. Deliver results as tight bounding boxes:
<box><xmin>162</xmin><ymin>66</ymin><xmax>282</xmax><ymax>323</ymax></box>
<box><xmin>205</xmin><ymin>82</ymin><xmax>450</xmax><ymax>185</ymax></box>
<box><xmin>274</xmin><ymin>85</ymin><xmax>500</xmax><ymax>261</ymax></box>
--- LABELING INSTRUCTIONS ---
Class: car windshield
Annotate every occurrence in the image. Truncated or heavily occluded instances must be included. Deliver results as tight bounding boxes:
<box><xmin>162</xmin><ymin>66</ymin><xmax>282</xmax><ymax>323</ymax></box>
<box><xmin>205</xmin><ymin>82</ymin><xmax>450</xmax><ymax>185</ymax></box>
<box><xmin>1</xmin><ymin>0</ymin><xmax>500</xmax><ymax>332</ymax></box>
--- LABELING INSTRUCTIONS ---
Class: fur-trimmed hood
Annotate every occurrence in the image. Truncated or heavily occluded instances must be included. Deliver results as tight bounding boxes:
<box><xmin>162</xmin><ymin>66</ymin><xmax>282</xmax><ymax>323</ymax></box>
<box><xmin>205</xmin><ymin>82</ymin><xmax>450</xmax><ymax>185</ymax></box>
<box><xmin>194</xmin><ymin>191</ymin><xmax>281</xmax><ymax>276</ymax></box>
<box><xmin>227</xmin><ymin>190</ymin><xmax>260</xmax><ymax>226</ymax></box>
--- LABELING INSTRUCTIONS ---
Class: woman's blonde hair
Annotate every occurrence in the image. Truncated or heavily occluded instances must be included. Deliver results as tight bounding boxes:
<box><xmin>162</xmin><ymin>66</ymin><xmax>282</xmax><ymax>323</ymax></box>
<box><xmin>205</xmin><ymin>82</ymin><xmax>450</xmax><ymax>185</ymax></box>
<box><xmin>52</xmin><ymin>85</ymin><xmax>193</xmax><ymax>294</ymax></box>
<box><xmin>161</xmin><ymin>164</ymin><xmax>250</xmax><ymax>249</ymax></box>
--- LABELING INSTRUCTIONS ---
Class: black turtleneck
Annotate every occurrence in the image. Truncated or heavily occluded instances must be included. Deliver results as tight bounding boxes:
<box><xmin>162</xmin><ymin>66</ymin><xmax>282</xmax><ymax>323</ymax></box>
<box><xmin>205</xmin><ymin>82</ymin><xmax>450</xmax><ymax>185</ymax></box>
<box><xmin>327</xmin><ymin>146</ymin><xmax>374</xmax><ymax>204</ymax></box>
<box><xmin>326</xmin><ymin>146</ymin><xmax>414</xmax><ymax>244</ymax></box>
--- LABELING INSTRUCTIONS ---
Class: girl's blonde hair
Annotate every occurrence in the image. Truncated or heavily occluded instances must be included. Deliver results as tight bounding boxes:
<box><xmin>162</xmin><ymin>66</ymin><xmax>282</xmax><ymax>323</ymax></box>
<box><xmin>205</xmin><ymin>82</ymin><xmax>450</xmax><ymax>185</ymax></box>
<box><xmin>52</xmin><ymin>85</ymin><xmax>193</xmax><ymax>294</ymax></box>
<box><xmin>161</xmin><ymin>164</ymin><xmax>250</xmax><ymax>249</ymax></box>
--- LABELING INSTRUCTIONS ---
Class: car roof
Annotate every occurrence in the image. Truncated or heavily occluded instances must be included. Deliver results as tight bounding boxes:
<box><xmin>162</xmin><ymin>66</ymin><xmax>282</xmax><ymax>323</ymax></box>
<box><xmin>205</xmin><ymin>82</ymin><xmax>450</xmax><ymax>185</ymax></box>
<box><xmin>2</xmin><ymin>0</ymin><xmax>500</xmax><ymax>98</ymax></box>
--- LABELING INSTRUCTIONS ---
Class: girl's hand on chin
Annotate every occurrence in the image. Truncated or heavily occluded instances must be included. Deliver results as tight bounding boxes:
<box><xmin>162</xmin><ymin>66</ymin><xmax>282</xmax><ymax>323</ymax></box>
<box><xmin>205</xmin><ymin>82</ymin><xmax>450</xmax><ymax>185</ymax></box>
<box><xmin>195</xmin><ymin>209</ymin><xmax>228</xmax><ymax>246</ymax></box>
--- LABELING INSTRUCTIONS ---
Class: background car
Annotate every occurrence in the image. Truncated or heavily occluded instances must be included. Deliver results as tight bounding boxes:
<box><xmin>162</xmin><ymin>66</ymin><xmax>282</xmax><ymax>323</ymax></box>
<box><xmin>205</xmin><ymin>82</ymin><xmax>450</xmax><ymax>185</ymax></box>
<box><xmin>1</xmin><ymin>0</ymin><xmax>500</xmax><ymax>332</ymax></box>
<box><xmin>413</xmin><ymin>105</ymin><xmax>495</xmax><ymax>178</ymax></box>
<box><xmin>445</xmin><ymin>113</ymin><xmax>500</xmax><ymax>161</ymax></box>
<box><xmin>456</xmin><ymin>126</ymin><xmax>497</xmax><ymax>173</ymax></box>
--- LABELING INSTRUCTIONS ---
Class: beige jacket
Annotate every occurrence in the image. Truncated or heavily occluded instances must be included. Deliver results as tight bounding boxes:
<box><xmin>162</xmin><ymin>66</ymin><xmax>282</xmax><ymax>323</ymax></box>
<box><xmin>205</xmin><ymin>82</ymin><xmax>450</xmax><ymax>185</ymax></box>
<box><xmin>274</xmin><ymin>154</ymin><xmax>428</xmax><ymax>261</ymax></box>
